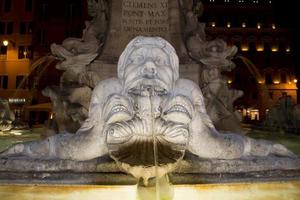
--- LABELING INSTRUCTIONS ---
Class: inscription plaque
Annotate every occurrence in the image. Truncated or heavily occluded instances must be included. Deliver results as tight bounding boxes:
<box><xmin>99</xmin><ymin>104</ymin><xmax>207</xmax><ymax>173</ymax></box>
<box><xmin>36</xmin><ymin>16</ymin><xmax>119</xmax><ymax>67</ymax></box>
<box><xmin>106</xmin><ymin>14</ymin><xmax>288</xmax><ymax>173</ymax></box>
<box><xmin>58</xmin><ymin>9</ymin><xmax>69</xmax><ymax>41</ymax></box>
<box><xmin>121</xmin><ymin>0</ymin><xmax>169</xmax><ymax>40</ymax></box>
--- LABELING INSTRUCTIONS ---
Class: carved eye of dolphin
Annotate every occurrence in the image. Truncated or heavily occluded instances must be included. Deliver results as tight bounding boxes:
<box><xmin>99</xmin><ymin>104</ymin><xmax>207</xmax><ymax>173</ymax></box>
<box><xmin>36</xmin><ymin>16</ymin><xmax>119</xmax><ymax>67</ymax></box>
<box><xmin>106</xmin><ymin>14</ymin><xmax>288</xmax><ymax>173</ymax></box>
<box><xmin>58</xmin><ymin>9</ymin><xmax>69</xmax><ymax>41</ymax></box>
<box><xmin>103</xmin><ymin>94</ymin><xmax>134</xmax><ymax>124</ymax></box>
<box><xmin>162</xmin><ymin>95</ymin><xmax>193</xmax><ymax>125</ymax></box>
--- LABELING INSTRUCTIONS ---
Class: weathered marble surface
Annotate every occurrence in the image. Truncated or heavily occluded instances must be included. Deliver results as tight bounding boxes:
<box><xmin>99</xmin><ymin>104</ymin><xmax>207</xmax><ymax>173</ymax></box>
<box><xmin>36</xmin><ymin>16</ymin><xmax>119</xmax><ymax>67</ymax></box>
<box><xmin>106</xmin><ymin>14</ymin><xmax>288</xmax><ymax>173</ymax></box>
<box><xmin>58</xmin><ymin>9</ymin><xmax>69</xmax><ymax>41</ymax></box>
<box><xmin>0</xmin><ymin>153</ymin><xmax>299</xmax><ymax>185</ymax></box>
<box><xmin>1</xmin><ymin>37</ymin><xmax>298</xmax><ymax>184</ymax></box>
<box><xmin>46</xmin><ymin>0</ymin><xmax>243</xmax><ymax>134</ymax></box>
<box><xmin>0</xmin><ymin>153</ymin><xmax>299</xmax><ymax>174</ymax></box>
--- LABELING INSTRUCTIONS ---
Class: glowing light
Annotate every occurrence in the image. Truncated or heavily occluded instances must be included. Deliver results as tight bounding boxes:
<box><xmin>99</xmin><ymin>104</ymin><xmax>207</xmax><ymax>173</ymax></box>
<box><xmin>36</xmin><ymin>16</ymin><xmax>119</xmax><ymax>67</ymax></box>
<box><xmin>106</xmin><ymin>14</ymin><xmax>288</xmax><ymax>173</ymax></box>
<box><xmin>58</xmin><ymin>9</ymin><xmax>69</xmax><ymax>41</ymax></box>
<box><xmin>271</xmin><ymin>48</ymin><xmax>278</xmax><ymax>52</ymax></box>
<box><xmin>257</xmin><ymin>23</ymin><xmax>261</xmax><ymax>29</ymax></box>
<box><xmin>227</xmin><ymin>22</ymin><xmax>231</xmax><ymax>28</ymax></box>
<box><xmin>227</xmin><ymin>80</ymin><xmax>232</xmax><ymax>84</ymax></box>
<box><xmin>256</xmin><ymin>47</ymin><xmax>264</xmax><ymax>52</ymax></box>
<box><xmin>258</xmin><ymin>80</ymin><xmax>264</xmax><ymax>84</ymax></box>
<box><xmin>272</xmin><ymin>24</ymin><xmax>276</xmax><ymax>29</ymax></box>
<box><xmin>10</xmin><ymin>130</ymin><xmax>23</xmax><ymax>136</ymax></box>
<box><xmin>242</xmin><ymin>22</ymin><xmax>246</xmax><ymax>28</ymax></box>
<box><xmin>211</xmin><ymin>22</ymin><xmax>216</xmax><ymax>27</ymax></box>
<box><xmin>8</xmin><ymin>98</ymin><xmax>26</xmax><ymax>103</ymax></box>
<box><xmin>273</xmin><ymin>81</ymin><xmax>280</xmax><ymax>84</ymax></box>
<box><xmin>294</xmin><ymin>79</ymin><xmax>298</xmax><ymax>83</ymax></box>
<box><xmin>286</xmin><ymin>48</ymin><xmax>291</xmax><ymax>52</ymax></box>
<box><xmin>3</xmin><ymin>40</ymin><xmax>9</xmax><ymax>46</ymax></box>
<box><xmin>241</xmin><ymin>47</ymin><xmax>248</xmax><ymax>51</ymax></box>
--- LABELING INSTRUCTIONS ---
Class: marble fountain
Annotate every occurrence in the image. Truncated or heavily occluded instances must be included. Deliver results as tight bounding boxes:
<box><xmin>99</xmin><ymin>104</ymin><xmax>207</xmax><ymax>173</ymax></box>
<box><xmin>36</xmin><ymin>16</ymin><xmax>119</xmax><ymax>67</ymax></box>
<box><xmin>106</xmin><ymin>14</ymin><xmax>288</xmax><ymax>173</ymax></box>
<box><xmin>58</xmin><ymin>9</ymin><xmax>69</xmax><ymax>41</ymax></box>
<box><xmin>0</xmin><ymin>1</ymin><xmax>300</xmax><ymax>200</ymax></box>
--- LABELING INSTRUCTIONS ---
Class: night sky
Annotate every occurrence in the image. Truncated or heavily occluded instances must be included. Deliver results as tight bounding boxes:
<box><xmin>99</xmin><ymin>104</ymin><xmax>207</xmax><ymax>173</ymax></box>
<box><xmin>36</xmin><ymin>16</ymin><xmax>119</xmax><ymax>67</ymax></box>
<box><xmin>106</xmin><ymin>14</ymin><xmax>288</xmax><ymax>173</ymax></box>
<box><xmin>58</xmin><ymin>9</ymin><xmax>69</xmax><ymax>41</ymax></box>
<box><xmin>273</xmin><ymin>0</ymin><xmax>300</xmax><ymax>77</ymax></box>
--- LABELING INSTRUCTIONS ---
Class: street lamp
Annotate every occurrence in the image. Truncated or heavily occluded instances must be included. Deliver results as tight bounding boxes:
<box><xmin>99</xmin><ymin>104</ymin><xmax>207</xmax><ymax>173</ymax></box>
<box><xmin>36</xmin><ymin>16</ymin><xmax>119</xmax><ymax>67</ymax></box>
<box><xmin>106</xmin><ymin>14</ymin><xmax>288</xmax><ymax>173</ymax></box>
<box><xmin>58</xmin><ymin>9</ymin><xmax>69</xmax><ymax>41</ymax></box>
<box><xmin>3</xmin><ymin>40</ymin><xmax>9</xmax><ymax>46</ymax></box>
<box><xmin>2</xmin><ymin>40</ymin><xmax>15</xmax><ymax>47</ymax></box>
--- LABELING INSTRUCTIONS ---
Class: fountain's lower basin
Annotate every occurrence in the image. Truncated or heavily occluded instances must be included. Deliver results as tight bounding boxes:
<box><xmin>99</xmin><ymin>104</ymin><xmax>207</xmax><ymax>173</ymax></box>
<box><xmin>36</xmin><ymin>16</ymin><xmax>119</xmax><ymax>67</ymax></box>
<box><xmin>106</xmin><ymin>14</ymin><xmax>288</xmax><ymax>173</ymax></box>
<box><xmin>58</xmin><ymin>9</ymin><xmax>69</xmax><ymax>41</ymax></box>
<box><xmin>1</xmin><ymin>181</ymin><xmax>299</xmax><ymax>200</ymax></box>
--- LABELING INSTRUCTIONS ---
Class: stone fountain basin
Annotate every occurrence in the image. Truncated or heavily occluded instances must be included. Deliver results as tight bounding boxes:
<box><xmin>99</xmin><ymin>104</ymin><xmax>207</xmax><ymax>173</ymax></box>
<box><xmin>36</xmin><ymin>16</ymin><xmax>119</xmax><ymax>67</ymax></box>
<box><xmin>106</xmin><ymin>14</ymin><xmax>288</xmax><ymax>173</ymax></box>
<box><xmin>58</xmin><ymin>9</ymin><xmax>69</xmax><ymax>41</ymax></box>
<box><xmin>0</xmin><ymin>153</ymin><xmax>299</xmax><ymax>183</ymax></box>
<box><xmin>0</xmin><ymin>153</ymin><xmax>299</xmax><ymax>199</ymax></box>
<box><xmin>0</xmin><ymin>181</ymin><xmax>299</xmax><ymax>200</ymax></box>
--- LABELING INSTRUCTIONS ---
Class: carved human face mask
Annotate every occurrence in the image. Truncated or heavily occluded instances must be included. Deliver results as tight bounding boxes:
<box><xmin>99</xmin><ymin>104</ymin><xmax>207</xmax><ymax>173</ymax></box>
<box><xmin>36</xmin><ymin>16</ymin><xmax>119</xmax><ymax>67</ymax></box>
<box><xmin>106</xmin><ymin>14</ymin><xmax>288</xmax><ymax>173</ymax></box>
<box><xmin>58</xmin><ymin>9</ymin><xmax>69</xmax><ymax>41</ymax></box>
<box><xmin>123</xmin><ymin>46</ymin><xmax>174</xmax><ymax>95</ymax></box>
<box><xmin>104</xmin><ymin>37</ymin><xmax>189</xmax><ymax>182</ymax></box>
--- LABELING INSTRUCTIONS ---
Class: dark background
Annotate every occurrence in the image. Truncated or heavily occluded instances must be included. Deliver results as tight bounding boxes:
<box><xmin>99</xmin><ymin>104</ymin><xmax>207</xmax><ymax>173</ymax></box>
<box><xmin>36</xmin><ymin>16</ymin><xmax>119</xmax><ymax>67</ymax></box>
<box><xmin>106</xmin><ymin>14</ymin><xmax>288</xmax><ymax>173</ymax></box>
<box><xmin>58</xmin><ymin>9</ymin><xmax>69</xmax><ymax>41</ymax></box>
<box><xmin>273</xmin><ymin>0</ymin><xmax>300</xmax><ymax>76</ymax></box>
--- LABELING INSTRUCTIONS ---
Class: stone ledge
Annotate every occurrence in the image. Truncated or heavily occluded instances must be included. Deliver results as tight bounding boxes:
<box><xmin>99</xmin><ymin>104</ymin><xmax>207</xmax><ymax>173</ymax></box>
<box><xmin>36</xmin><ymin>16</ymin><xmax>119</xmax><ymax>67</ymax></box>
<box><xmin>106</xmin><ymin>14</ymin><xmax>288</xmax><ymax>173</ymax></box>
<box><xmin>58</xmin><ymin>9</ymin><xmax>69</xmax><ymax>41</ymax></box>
<box><xmin>0</xmin><ymin>153</ymin><xmax>299</xmax><ymax>173</ymax></box>
<box><xmin>0</xmin><ymin>153</ymin><xmax>299</xmax><ymax>184</ymax></box>
<box><xmin>0</xmin><ymin>170</ymin><xmax>299</xmax><ymax>185</ymax></box>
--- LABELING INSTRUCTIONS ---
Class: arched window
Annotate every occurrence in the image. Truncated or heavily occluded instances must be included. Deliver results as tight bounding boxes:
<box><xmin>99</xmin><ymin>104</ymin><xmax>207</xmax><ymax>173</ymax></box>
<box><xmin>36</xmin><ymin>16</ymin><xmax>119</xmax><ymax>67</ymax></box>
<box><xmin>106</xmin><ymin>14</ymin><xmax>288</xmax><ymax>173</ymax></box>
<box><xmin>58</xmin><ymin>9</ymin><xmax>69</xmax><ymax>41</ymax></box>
<box><xmin>264</xmin><ymin>42</ymin><xmax>271</xmax><ymax>52</ymax></box>
<box><xmin>249</xmin><ymin>42</ymin><xmax>256</xmax><ymax>53</ymax></box>
<box><xmin>265</xmin><ymin>73</ymin><xmax>273</xmax><ymax>84</ymax></box>
<box><xmin>280</xmin><ymin>72</ymin><xmax>287</xmax><ymax>83</ymax></box>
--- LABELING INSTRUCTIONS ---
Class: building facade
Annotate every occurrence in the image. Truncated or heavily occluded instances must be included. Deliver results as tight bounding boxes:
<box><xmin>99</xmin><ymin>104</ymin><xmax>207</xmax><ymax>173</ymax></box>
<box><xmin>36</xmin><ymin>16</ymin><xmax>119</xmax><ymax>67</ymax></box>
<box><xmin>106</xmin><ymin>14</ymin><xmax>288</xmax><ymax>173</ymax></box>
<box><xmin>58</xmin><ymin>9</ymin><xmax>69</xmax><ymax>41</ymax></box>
<box><xmin>201</xmin><ymin>0</ymin><xmax>298</xmax><ymax>121</ymax></box>
<box><xmin>0</xmin><ymin>0</ymin><xmax>87</xmax><ymax>123</ymax></box>
<box><xmin>0</xmin><ymin>0</ymin><xmax>34</xmax><ymax>117</ymax></box>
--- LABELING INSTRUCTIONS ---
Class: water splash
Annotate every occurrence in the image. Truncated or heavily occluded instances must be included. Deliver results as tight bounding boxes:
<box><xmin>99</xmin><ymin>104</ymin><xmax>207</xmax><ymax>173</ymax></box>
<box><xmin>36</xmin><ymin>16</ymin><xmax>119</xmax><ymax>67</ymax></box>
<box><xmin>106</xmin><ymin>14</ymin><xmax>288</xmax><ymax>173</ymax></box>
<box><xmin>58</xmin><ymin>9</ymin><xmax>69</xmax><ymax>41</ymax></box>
<box><xmin>235</xmin><ymin>55</ymin><xmax>272</xmax><ymax>106</ymax></box>
<box><xmin>13</xmin><ymin>54</ymin><xmax>56</xmax><ymax>97</ymax></box>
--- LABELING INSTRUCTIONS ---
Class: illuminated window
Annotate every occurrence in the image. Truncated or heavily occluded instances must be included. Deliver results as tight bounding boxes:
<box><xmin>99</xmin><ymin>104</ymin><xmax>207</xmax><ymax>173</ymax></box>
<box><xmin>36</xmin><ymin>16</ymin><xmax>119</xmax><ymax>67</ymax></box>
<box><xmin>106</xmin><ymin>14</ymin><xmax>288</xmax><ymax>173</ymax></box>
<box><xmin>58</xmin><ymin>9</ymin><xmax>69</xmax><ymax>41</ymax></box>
<box><xmin>250</xmin><ymin>109</ymin><xmax>259</xmax><ymax>121</ymax></box>
<box><xmin>256</xmin><ymin>45</ymin><xmax>264</xmax><ymax>51</ymax></box>
<box><xmin>241</xmin><ymin>45</ymin><xmax>248</xmax><ymax>51</ymax></box>
<box><xmin>271</xmin><ymin>46</ymin><xmax>278</xmax><ymax>52</ymax></box>
<box><xmin>18</xmin><ymin>46</ymin><xmax>33</xmax><ymax>59</ymax></box>
<box><xmin>18</xmin><ymin>46</ymin><xmax>25</xmax><ymax>59</ymax></box>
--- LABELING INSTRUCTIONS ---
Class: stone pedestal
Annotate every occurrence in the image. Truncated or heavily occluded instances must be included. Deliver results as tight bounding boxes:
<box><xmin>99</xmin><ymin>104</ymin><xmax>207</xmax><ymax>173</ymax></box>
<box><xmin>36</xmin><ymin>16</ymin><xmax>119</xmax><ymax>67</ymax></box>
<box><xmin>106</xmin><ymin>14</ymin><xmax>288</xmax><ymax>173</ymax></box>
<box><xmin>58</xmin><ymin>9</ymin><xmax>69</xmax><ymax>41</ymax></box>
<box><xmin>96</xmin><ymin>0</ymin><xmax>195</xmax><ymax>81</ymax></box>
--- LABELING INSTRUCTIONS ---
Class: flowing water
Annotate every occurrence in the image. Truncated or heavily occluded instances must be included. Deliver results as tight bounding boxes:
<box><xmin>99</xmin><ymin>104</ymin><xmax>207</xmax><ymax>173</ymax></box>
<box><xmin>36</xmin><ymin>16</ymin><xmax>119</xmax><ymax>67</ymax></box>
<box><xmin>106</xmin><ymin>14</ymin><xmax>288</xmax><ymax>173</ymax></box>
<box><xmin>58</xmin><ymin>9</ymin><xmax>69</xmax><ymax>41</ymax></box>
<box><xmin>14</xmin><ymin>55</ymin><xmax>56</xmax><ymax>95</ymax></box>
<box><xmin>1</xmin><ymin>181</ymin><xmax>299</xmax><ymax>200</ymax></box>
<box><xmin>235</xmin><ymin>55</ymin><xmax>270</xmax><ymax>100</ymax></box>
<box><xmin>149</xmin><ymin>89</ymin><xmax>160</xmax><ymax>200</ymax></box>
